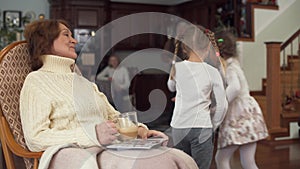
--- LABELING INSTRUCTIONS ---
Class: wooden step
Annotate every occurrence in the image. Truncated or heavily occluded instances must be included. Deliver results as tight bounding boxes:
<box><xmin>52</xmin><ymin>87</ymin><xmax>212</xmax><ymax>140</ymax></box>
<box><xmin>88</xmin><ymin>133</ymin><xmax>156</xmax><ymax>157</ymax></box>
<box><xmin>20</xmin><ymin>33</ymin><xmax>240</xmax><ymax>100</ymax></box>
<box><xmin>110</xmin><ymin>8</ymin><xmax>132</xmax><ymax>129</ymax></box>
<box><xmin>281</xmin><ymin>55</ymin><xmax>300</xmax><ymax>71</ymax></box>
<box><xmin>251</xmin><ymin>94</ymin><xmax>300</xmax><ymax>140</ymax></box>
<box><xmin>280</xmin><ymin>82</ymin><xmax>299</xmax><ymax>91</ymax></box>
<box><xmin>262</xmin><ymin>70</ymin><xmax>300</xmax><ymax>97</ymax></box>
<box><xmin>281</xmin><ymin>103</ymin><xmax>300</xmax><ymax>132</ymax></box>
<box><xmin>268</xmin><ymin>127</ymin><xmax>289</xmax><ymax>139</ymax></box>
<box><xmin>264</xmin><ymin>82</ymin><xmax>299</xmax><ymax>99</ymax></box>
<box><xmin>281</xmin><ymin>86</ymin><xmax>299</xmax><ymax>94</ymax></box>
<box><xmin>252</xmin><ymin>94</ymin><xmax>267</xmax><ymax>118</ymax></box>
<box><xmin>288</xmin><ymin>55</ymin><xmax>299</xmax><ymax>60</ymax></box>
<box><xmin>280</xmin><ymin>111</ymin><xmax>300</xmax><ymax>139</ymax></box>
<box><xmin>281</xmin><ymin>112</ymin><xmax>300</xmax><ymax>120</ymax></box>
<box><xmin>250</xmin><ymin>94</ymin><xmax>287</xmax><ymax>140</ymax></box>
<box><xmin>288</xmin><ymin>58</ymin><xmax>300</xmax><ymax>71</ymax></box>
<box><xmin>264</xmin><ymin>71</ymin><xmax>300</xmax><ymax>86</ymax></box>
<box><xmin>280</xmin><ymin>70</ymin><xmax>299</xmax><ymax>82</ymax></box>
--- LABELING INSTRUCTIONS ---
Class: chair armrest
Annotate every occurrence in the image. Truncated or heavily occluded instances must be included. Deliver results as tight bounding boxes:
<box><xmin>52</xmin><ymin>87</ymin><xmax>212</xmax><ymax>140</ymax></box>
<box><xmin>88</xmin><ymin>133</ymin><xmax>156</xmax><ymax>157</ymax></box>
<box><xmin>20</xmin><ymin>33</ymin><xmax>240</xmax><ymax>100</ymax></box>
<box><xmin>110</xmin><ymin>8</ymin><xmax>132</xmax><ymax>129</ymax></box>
<box><xmin>0</xmin><ymin>117</ymin><xmax>43</xmax><ymax>158</ymax></box>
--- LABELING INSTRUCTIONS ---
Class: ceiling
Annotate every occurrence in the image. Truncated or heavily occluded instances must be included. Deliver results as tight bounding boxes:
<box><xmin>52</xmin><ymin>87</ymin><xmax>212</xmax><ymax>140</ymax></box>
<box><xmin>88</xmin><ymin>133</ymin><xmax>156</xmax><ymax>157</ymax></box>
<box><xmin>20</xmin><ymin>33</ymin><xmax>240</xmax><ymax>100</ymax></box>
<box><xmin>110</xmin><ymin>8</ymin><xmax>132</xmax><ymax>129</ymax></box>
<box><xmin>110</xmin><ymin>0</ymin><xmax>192</xmax><ymax>5</ymax></box>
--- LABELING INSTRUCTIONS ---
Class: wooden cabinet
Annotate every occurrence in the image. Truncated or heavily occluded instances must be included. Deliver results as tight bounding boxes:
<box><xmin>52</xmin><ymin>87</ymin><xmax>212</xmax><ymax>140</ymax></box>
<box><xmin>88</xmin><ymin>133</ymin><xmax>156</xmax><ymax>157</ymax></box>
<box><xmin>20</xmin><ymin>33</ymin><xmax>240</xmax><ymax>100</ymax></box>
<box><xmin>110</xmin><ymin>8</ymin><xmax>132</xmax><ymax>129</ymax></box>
<box><xmin>109</xmin><ymin>3</ymin><xmax>167</xmax><ymax>50</ymax></box>
<box><xmin>49</xmin><ymin>0</ymin><xmax>279</xmax><ymax>44</ymax></box>
<box><xmin>49</xmin><ymin>0</ymin><xmax>170</xmax><ymax>50</ymax></box>
<box><xmin>75</xmin><ymin>7</ymin><xmax>105</xmax><ymax>28</ymax></box>
<box><xmin>48</xmin><ymin>0</ymin><xmax>107</xmax><ymax>29</ymax></box>
<box><xmin>179</xmin><ymin>0</ymin><xmax>219</xmax><ymax>29</ymax></box>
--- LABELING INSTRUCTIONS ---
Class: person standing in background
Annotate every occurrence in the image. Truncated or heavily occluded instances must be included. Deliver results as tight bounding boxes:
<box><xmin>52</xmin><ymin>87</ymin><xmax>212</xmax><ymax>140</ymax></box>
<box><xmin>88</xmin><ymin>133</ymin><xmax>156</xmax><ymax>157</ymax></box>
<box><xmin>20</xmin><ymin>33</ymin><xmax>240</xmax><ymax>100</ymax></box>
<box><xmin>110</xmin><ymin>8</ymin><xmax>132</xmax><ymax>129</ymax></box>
<box><xmin>97</xmin><ymin>55</ymin><xmax>131</xmax><ymax>112</ymax></box>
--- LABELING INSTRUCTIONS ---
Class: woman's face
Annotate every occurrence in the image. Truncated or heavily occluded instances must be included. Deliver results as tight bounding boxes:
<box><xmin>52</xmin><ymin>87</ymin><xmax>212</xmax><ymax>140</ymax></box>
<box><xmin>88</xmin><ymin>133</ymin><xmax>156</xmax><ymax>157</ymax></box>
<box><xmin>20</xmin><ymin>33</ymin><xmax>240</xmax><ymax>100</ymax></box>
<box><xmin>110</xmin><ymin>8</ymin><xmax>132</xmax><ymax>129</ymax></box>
<box><xmin>108</xmin><ymin>56</ymin><xmax>119</xmax><ymax>68</ymax></box>
<box><xmin>52</xmin><ymin>23</ymin><xmax>78</xmax><ymax>59</ymax></box>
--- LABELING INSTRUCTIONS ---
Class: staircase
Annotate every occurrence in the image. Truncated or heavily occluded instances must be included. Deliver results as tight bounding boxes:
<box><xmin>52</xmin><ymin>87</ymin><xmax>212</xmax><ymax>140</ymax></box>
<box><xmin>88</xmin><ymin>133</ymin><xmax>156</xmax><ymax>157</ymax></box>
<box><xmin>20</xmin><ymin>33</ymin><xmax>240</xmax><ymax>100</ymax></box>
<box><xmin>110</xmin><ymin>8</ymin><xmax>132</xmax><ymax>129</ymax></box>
<box><xmin>252</xmin><ymin>28</ymin><xmax>300</xmax><ymax>140</ymax></box>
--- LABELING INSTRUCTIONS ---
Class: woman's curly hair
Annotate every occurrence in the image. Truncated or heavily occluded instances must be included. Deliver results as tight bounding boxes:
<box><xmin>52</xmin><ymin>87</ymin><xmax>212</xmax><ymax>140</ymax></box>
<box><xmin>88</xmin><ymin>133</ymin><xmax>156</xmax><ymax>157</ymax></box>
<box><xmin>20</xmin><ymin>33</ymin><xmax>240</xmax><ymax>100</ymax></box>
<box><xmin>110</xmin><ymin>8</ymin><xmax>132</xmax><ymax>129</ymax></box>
<box><xmin>23</xmin><ymin>19</ymin><xmax>70</xmax><ymax>70</ymax></box>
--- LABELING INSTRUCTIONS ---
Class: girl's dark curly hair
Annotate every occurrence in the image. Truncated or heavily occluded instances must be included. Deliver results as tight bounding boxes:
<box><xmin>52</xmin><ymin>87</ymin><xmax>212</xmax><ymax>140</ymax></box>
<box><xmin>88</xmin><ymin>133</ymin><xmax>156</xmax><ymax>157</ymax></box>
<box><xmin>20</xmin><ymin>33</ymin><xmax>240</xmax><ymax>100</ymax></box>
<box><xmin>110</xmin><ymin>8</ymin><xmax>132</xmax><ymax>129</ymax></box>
<box><xmin>215</xmin><ymin>30</ymin><xmax>237</xmax><ymax>58</ymax></box>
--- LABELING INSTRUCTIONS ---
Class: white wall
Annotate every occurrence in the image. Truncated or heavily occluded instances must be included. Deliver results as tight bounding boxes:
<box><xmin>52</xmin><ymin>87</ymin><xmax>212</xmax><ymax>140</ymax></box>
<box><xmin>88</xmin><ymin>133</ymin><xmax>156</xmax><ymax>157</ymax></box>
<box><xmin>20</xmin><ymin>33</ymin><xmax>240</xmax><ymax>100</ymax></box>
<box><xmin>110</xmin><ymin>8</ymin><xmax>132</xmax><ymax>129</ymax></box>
<box><xmin>241</xmin><ymin>0</ymin><xmax>300</xmax><ymax>91</ymax></box>
<box><xmin>0</xmin><ymin>0</ymin><xmax>50</xmax><ymax>24</ymax></box>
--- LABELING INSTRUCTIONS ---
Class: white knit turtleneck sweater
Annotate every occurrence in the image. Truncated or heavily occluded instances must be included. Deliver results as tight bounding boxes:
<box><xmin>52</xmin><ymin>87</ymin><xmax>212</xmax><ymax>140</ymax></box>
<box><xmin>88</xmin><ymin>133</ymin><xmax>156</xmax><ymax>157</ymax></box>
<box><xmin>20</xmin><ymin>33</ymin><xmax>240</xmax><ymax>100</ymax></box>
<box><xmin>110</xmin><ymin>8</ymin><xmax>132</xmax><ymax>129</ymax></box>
<box><xmin>20</xmin><ymin>55</ymin><xmax>120</xmax><ymax>152</ymax></box>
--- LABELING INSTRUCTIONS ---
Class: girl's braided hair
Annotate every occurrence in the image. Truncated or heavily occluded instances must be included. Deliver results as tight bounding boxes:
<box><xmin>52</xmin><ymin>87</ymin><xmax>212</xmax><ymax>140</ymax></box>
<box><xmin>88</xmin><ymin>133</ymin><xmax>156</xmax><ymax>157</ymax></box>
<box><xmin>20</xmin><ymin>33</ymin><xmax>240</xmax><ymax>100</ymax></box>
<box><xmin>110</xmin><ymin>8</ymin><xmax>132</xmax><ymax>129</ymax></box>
<box><xmin>170</xmin><ymin>25</ymin><xmax>223</xmax><ymax>80</ymax></box>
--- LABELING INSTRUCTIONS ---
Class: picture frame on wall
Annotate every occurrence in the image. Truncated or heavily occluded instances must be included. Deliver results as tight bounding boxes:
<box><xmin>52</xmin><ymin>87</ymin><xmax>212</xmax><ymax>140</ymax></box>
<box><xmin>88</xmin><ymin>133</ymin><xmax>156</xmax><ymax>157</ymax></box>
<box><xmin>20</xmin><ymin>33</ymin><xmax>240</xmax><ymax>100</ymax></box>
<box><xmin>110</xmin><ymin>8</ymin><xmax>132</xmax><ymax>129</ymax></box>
<box><xmin>3</xmin><ymin>10</ymin><xmax>22</xmax><ymax>28</ymax></box>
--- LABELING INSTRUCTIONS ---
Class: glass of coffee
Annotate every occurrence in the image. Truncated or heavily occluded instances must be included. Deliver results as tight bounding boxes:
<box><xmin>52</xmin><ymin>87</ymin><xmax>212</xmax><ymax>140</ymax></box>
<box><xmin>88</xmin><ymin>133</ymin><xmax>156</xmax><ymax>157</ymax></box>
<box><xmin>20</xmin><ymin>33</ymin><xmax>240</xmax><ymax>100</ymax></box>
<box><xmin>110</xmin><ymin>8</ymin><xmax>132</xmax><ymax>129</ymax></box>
<box><xmin>117</xmin><ymin>111</ymin><xmax>138</xmax><ymax>140</ymax></box>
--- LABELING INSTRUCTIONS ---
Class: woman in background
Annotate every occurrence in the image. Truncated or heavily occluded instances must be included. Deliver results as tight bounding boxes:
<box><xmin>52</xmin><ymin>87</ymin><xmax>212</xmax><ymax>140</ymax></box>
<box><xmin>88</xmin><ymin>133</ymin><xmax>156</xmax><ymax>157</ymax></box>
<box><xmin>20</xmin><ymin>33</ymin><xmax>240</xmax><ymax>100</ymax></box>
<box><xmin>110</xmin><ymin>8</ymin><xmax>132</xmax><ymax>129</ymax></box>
<box><xmin>97</xmin><ymin>55</ymin><xmax>131</xmax><ymax>112</ymax></box>
<box><xmin>215</xmin><ymin>30</ymin><xmax>269</xmax><ymax>169</ymax></box>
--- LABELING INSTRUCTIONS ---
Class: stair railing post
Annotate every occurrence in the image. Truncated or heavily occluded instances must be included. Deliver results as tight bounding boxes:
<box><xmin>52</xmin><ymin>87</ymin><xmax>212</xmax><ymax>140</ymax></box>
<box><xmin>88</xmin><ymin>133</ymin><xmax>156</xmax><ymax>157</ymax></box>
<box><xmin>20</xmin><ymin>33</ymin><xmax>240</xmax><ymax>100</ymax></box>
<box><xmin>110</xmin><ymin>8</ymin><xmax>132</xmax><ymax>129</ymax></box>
<box><xmin>265</xmin><ymin>42</ymin><xmax>282</xmax><ymax>137</ymax></box>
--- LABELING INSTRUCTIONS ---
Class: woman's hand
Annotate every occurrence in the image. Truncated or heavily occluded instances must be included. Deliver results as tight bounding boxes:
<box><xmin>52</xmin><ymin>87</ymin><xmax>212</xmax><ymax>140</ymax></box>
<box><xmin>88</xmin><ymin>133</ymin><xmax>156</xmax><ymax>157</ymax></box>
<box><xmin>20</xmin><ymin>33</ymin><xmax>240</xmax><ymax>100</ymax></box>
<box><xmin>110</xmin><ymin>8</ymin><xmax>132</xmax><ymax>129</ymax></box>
<box><xmin>137</xmin><ymin>127</ymin><xmax>149</xmax><ymax>139</ymax></box>
<box><xmin>138</xmin><ymin>128</ymin><xmax>169</xmax><ymax>146</ymax></box>
<box><xmin>95</xmin><ymin>121</ymin><xmax>118</xmax><ymax>145</ymax></box>
<box><xmin>146</xmin><ymin>130</ymin><xmax>169</xmax><ymax>140</ymax></box>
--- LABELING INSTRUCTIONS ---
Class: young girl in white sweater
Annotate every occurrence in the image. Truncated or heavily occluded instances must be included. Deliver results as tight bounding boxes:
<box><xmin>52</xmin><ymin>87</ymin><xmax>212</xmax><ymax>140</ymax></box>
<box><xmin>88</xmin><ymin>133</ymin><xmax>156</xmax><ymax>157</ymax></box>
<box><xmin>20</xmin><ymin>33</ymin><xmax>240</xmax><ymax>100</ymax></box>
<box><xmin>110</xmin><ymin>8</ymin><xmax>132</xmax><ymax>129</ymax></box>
<box><xmin>168</xmin><ymin>25</ymin><xmax>228</xmax><ymax>169</ymax></box>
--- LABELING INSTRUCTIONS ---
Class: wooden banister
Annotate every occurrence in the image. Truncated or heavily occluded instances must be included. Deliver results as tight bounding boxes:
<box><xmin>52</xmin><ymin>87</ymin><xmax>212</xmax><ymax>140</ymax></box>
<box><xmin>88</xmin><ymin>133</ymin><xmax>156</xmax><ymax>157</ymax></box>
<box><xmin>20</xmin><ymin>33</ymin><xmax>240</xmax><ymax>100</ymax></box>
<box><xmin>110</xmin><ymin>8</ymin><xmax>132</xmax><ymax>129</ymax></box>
<box><xmin>264</xmin><ymin>28</ymin><xmax>300</xmax><ymax>139</ymax></box>
<box><xmin>280</xmin><ymin>28</ymin><xmax>300</xmax><ymax>51</ymax></box>
<box><xmin>265</xmin><ymin>42</ymin><xmax>285</xmax><ymax>138</ymax></box>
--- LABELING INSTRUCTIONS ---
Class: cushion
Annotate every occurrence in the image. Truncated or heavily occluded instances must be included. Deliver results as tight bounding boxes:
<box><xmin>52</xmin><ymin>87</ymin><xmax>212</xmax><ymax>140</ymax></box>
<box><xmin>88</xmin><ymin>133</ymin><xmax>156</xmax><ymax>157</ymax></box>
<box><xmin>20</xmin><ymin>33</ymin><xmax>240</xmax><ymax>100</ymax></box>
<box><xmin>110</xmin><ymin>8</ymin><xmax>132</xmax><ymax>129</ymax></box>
<box><xmin>0</xmin><ymin>43</ymin><xmax>33</xmax><ymax>169</ymax></box>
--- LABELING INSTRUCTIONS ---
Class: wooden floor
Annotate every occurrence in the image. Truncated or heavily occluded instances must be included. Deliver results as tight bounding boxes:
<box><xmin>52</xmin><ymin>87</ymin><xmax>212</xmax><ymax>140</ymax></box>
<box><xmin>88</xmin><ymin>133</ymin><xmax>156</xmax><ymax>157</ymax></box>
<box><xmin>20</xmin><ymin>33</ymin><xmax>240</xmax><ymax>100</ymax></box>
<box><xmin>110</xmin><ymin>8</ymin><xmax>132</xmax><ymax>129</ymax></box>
<box><xmin>156</xmin><ymin>126</ymin><xmax>300</xmax><ymax>169</ymax></box>
<box><xmin>2</xmin><ymin>139</ymin><xmax>300</xmax><ymax>169</ymax></box>
<box><xmin>210</xmin><ymin>140</ymin><xmax>300</xmax><ymax>169</ymax></box>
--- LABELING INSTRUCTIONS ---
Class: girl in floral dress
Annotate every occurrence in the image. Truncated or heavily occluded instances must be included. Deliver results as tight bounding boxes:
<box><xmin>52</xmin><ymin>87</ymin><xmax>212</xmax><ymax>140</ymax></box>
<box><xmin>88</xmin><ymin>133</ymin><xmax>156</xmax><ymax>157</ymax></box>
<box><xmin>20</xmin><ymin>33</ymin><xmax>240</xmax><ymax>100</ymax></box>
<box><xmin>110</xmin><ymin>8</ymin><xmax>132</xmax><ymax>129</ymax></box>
<box><xmin>215</xmin><ymin>30</ymin><xmax>269</xmax><ymax>169</ymax></box>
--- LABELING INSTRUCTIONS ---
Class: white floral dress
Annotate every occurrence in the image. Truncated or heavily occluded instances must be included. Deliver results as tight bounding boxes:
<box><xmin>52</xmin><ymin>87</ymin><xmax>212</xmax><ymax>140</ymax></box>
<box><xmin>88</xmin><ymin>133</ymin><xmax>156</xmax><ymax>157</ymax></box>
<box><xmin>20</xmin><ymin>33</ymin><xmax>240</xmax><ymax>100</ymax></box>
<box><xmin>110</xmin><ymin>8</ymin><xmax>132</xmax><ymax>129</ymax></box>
<box><xmin>217</xmin><ymin>58</ymin><xmax>269</xmax><ymax>148</ymax></box>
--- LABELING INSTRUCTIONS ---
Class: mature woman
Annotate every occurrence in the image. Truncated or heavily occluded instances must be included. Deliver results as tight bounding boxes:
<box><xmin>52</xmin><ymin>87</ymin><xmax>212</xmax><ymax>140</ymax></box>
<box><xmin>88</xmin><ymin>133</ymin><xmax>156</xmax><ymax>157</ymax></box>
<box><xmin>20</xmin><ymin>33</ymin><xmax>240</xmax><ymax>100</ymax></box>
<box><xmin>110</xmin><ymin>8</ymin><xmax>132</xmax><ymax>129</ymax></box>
<box><xmin>20</xmin><ymin>19</ymin><xmax>198</xmax><ymax>169</ymax></box>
